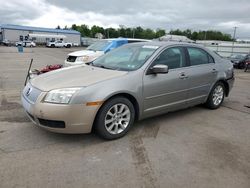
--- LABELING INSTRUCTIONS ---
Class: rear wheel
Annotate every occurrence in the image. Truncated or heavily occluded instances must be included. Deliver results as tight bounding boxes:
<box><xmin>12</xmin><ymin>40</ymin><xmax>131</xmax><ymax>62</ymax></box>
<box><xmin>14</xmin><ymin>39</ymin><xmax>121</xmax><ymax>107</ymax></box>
<box><xmin>51</xmin><ymin>44</ymin><xmax>55</xmax><ymax>48</ymax></box>
<box><xmin>239</xmin><ymin>62</ymin><xmax>245</xmax><ymax>69</ymax></box>
<box><xmin>205</xmin><ymin>82</ymin><xmax>225</xmax><ymax>109</ymax></box>
<box><xmin>95</xmin><ymin>97</ymin><xmax>135</xmax><ymax>140</ymax></box>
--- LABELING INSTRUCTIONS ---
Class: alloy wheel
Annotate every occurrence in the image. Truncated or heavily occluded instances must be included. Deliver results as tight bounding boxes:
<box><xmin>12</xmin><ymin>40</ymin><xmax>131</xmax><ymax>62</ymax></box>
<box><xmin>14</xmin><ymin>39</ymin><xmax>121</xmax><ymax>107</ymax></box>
<box><xmin>104</xmin><ymin>103</ymin><xmax>131</xmax><ymax>134</ymax></box>
<box><xmin>212</xmin><ymin>85</ymin><xmax>224</xmax><ymax>106</ymax></box>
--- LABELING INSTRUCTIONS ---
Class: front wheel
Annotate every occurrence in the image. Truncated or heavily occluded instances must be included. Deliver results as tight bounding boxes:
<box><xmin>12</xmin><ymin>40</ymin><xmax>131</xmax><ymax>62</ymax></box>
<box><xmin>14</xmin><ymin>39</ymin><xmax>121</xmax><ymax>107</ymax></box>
<box><xmin>205</xmin><ymin>82</ymin><xmax>225</xmax><ymax>109</ymax></box>
<box><xmin>95</xmin><ymin>97</ymin><xmax>135</xmax><ymax>140</ymax></box>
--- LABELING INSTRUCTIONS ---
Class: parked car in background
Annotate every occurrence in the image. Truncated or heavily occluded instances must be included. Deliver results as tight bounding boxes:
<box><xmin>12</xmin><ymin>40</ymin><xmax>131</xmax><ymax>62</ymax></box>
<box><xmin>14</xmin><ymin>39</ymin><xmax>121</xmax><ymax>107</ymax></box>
<box><xmin>228</xmin><ymin>54</ymin><xmax>250</xmax><ymax>69</ymax></box>
<box><xmin>16</xmin><ymin>41</ymin><xmax>36</xmax><ymax>47</ymax></box>
<box><xmin>64</xmin><ymin>38</ymin><xmax>150</xmax><ymax>66</ymax></box>
<box><xmin>1</xmin><ymin>39</ymin><xmax>10</xmax><ymax>46</ymax></box>
<box><xmin>72</xmin><ymin>43</ymin><xmax>80</xmax><ymax>47</ymax></box>
<box><xmin>22</xmin><ymin>42</ymin><xmax>234</xmax><ymax>140</ymax></box>
<box><xmin>46</xmin><ymin>40</ymin><xmax>72</xmax><ymax>48</ymax></box>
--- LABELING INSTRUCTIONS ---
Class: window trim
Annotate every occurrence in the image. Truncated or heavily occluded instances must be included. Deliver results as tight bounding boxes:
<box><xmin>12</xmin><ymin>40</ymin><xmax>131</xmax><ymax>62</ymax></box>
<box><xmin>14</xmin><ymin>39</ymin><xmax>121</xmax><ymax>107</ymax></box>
<box><xmin>146</xmin><ymin>46</ymin><xmax>188</xmax><ymax>75</ymax></box>
<box><xmin>185</xmin><ymin>46</ymin><xmax>215</xmax><ymax>67</ymax></box>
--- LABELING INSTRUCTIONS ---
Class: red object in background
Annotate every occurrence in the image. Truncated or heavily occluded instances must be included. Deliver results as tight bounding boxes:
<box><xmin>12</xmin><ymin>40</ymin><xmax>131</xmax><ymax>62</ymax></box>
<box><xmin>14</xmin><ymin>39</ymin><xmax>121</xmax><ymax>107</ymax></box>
<box><xmin>40</xmin><ymin>64</ymin><xmax>63</xmax><ymax>73</ymax></box>
<box><xmin>245</xmin><ymin>60</ymin><xmax>250</xmax><ymax>72</ymax></box>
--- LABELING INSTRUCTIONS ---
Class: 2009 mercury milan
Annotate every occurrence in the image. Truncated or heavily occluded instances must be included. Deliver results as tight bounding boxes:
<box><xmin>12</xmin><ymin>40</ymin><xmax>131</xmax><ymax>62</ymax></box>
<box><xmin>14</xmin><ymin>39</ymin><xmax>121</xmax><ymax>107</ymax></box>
<box><xmin>22</xmin><ymin>42</ymin><xmax>234</xmax><ymax>139</ymax></box>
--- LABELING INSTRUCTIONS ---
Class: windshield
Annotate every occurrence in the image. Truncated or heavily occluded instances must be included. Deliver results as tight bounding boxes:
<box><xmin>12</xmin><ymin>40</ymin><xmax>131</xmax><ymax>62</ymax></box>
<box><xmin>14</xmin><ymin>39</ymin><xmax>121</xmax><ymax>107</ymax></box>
<box><xmin>92</xmin><ymin>44</ymin><xmax>159</xmax><ymax>71</ymax></box>
<box><xmin>87</xmin><ymin>41</ymin><xmax>111</xmax><ymax>51</ymax></box>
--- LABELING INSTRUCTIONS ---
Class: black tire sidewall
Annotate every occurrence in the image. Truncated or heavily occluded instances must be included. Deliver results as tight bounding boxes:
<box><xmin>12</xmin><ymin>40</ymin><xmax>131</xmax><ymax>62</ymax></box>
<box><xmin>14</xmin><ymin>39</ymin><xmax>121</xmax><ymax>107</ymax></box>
<box><xmin>95</xmin><ymin>97</ymin><xmax>135</xmax><ymax>140</ymax></box>
<box><xmin>206</xmin><ymin>82</ymin><xmax>225</xmax><ymax>109</ymax></box>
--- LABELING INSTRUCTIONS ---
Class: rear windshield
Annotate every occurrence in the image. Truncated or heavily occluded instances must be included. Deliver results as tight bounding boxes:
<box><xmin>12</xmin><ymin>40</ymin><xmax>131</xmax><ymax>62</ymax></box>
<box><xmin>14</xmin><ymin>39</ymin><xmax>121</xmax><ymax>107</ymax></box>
<box><xmin>87</xmin><ymin>41</ymin><xmax>111</xmax><ymax>51</ymax></box>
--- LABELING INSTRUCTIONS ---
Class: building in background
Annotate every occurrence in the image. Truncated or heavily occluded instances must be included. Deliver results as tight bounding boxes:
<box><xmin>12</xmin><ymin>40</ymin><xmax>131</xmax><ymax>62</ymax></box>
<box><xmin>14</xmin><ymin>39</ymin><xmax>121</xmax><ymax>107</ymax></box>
<box><xmin>0</xmin><ymin>24</ymin><xmax>81</xmax><ymax>45</ymax></box>
<box><xmin>196</xmin><ymin>40</ymin><xmax>250</xmax><ymax>57</ymax></box>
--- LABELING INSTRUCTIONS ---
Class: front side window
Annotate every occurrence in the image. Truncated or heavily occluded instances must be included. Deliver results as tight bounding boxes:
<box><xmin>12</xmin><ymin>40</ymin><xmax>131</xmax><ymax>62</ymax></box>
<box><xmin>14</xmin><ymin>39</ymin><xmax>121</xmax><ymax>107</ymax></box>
<box><xmin>92</xmin><ymin>45</ymin><xmax>159</xmax><ymax>71</ymax></box>
<box><xmin>152</xmin><ymin>47</ymin><xmax>186</xmax><ymax>69</ymax></box>
<box><xmin>187</xmin><ymin>47</ymin><xmax>214</xmax><ymax>66</ymax></box>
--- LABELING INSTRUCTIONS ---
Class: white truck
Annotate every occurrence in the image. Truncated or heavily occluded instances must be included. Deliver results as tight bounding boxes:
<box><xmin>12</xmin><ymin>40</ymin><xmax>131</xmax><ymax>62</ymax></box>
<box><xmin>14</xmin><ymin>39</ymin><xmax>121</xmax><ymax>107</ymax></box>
<box><xmin>46</xmin><ymin>40</ymin><xmax>72</xmax><ymax>48</ymax></box>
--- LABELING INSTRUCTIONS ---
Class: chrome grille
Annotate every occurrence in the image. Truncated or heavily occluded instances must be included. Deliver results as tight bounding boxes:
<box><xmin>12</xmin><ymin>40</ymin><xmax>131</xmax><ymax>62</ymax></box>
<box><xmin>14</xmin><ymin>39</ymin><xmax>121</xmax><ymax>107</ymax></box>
<box><xmin>67</xmin><ymin>56</ymin><xmax>77</xmax><ymax>62</ymax></box>
<box><xmin>23</xmin><ymin>83</ymin><xmax>42</xmax><ymax>103</ymax></box>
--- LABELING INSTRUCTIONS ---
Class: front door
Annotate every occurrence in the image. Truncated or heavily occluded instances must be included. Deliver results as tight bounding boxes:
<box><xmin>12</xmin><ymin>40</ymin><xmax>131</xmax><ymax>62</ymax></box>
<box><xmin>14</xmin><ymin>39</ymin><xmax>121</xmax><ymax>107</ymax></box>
<box><xmin>143</xmin><ymin>46</ymin><xmax>189</xmax><ymax>117</ymax></box>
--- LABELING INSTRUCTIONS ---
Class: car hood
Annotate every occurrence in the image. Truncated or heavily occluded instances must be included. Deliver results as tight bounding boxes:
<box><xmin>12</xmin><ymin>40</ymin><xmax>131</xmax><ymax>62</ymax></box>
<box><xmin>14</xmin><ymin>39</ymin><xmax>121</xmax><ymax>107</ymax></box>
<box><xmin>30</xmin><ymin>65</ymin><xmax>127</xmax><ymax>91</ymax></box>
<box><xmin>68</xmin><ymin>50</ymin><xmax>104</xmax><ymax>57</ymax></box>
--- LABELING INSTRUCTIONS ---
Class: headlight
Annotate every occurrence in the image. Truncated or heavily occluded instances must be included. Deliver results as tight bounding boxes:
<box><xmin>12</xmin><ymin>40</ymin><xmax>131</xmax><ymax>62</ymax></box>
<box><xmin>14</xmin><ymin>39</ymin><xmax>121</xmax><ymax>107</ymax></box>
<box><xmin>44</xmin><ymin>88</ymin><xmax>81</xmax><ymax>104</ymax></box>
<box><xmin>77</xmin><ymin>56</ymin><xmax>89</xmax><ymax>62</ymax></box>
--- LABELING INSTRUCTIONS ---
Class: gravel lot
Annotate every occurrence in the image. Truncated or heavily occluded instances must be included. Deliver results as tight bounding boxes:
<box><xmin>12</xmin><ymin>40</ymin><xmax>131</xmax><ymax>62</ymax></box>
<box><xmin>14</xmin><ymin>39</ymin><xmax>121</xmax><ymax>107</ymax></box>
<box><xmin>0</xmin><ymin>46</ymin><xmax>250</xmax><ymax>188</ymax></box>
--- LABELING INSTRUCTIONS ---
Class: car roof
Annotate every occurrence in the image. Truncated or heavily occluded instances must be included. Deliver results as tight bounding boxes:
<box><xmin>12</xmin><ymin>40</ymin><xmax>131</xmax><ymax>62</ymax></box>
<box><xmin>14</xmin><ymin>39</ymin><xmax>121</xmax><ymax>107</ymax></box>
<box><xmin>105</xmin><ymin>38</ymin><xmax>150</xmax><ymax>42</ymax></box>
<box><xmin>105</xmin><ymin>38</ymin><xmax>127</xmax><ymax>42</ymax></box>
<box><xmin>125</xmin><ymin>41</ymin><xmax>200</xmax><ymax>48</ymax></box>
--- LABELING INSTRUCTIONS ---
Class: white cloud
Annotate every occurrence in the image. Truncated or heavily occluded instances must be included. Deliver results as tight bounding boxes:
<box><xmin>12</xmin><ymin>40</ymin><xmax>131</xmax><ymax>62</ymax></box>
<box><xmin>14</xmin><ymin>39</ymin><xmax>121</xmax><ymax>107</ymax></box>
<box><xmin>1</xmin><ymin>0</ymin><xmax>250</xmax><ymax>38</ymax></box>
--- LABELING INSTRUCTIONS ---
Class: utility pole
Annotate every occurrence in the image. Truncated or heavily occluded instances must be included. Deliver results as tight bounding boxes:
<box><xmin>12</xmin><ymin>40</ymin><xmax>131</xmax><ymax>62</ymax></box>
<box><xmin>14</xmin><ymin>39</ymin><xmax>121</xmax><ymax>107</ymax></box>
<box><xmin>231</xmin><ymin>26</ymin><xmax>238</xmax><ymax>55</ymax></box>
<box><xmin>204</xmin><ymin>31</ymin><xmax>207</xmax><ymax>40</ymax></box>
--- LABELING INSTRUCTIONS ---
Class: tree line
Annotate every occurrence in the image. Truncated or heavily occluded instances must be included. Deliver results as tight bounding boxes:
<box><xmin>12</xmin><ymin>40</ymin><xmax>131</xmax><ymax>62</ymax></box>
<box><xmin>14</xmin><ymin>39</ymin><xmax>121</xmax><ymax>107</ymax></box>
<box><xmin>57</xmin><ymin>25</ymin><xmax>233</xmax><ymax>41</ymax></box>
<box><xmin>169</xmin><ymin>29</ymin><xmax>233</xmax><ymax>41</ymax></box>
<box><xmin>70</xmin><ymin>24</ymin><xmax>166</xmax><ymax>39</ymax></box>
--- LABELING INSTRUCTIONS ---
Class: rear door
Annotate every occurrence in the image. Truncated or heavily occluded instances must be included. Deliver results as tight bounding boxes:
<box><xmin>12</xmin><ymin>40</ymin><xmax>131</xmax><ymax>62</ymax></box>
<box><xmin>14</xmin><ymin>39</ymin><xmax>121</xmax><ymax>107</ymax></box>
<box><xmin>184</xmin><ymin>47</ymin><xmax>218</xmax><ymax>106</ymax></box>
<box><xmin>143</xmin><ymin>46</ymin><xmax>189</xmax><ymax>117</ymax></box>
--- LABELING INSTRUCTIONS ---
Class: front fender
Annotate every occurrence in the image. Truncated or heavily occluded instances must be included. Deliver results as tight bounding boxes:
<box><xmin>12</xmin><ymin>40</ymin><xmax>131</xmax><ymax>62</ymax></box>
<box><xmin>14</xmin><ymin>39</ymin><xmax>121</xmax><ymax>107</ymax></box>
<box><xmin>71</xmin><ymin>71</ymin><xmax>144</xmax><ymax>114</ymax></box>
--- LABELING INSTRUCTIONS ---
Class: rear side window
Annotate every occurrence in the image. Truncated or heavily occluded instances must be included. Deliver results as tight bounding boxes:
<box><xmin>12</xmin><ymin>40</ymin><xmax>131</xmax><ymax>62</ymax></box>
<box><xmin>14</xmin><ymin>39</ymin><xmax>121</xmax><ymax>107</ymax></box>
<box><xmin>187</xmin><ymin>47</ymin><xmax>214</xmax><ymax>66</ymax></box>
<box><xmin>152</xmin><ymin>47</ymin><xmax>186</xmax><ymax>69</ymax></box>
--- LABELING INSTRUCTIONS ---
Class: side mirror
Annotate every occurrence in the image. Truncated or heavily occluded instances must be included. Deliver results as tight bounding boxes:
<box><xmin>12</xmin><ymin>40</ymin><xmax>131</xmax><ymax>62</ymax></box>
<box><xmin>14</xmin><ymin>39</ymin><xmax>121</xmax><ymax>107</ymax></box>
<box><xmin>149</xmin><ymin>64</ymin><xmax>169</xmax><ymax>74</ymax></box>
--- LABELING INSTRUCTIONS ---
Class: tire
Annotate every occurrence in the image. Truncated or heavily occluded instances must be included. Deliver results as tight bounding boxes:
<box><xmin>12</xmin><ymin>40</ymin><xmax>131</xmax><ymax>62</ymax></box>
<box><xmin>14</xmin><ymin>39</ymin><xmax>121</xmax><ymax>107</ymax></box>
<box><xmin>95</xmin><ymin>97</ymin><xmax>135</xmax><ymax>140</ymax></box>
<box><xmin>205</xmin><ymin>82</ymin><xmax>225</xmax><ymax>109</ymax></box>
<box><xmin>66</xmin><ymin>44</ymin><xmax>71</xmax><ymax>48</ymax></box>
<box><xmin>239</xmin><ymin>62</ymin><xmax>245</xmax><ymax>69</ymax></box>
<box><xmin>51</xmin><ymin>44</ymin><xmax>55</xmax><ymax>48</ymax></box>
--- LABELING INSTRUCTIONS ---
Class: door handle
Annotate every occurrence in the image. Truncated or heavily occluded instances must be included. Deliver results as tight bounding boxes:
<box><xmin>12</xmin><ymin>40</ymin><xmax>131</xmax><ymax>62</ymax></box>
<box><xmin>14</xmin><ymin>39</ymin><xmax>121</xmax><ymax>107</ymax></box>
<box><xmin>212</xmin><ymin>68</ymin><xmax>217</xmax><ymax>73</ymax></box>
<box><xmin>179</xmin><ymin>72</ymin><xmax>188</xmax><ymax>79</ymax></box>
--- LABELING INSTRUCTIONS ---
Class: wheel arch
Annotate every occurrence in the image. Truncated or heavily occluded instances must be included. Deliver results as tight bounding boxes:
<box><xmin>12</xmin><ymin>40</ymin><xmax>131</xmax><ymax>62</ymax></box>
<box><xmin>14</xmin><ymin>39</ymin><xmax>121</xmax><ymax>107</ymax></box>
<box><xmin>217</xmin><ymin>79</ymin><xmax>229</xmax><ymax>97</ymax></box>
<box><xmin>93</xmin><ymin>92</ymin><xmax>140</xmax><ymax>127</ymax></box>
<box><xmin>105</xmin><ymin>93</ymin><xmax>140</xmax><ymax>120</ymax></box>
<box><xmin>91</xmin><ymin>92</ymin><xmax>140</xmax><ymax>133</ymax></box>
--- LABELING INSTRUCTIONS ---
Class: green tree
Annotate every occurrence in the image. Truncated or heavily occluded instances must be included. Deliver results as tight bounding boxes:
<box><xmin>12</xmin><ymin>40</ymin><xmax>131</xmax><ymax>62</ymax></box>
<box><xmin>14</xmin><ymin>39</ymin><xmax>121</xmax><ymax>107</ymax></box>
<box><xmin>155</xmin><ymin>29</ymin><xmax>166</xmax><ymax>38</ymax></box>
<box><xmin>91</xmin><ymin>25</ymin><xmax>105</xmax><ymax>38</ymax></box>
<box><xmin>169</xmin><ymin>29</ymin><xmax>232</xmax><ymax>41</ymax></box>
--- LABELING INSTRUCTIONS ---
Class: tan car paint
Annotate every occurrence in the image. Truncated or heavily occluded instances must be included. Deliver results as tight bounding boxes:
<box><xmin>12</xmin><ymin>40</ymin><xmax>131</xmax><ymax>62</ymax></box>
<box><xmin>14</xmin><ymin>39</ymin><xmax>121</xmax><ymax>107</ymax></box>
<box><xmin>31</xmin><ymin>65</ymin><xmax>127</xmax><ymax>91</ymax></box>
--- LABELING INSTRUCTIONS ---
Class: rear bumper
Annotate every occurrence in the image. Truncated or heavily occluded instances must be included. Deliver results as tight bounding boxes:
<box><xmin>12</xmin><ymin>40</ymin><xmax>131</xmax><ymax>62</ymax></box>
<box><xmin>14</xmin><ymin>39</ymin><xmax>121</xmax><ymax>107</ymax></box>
<box><xmin>21</xmin><ymin>94</ymin><xmax>99</xmax><ymax>134</ymax></box>
<box><xmin>226</xmin><ymin>76</ymin><xmax>235</xmax><ymax>95</ymax></box>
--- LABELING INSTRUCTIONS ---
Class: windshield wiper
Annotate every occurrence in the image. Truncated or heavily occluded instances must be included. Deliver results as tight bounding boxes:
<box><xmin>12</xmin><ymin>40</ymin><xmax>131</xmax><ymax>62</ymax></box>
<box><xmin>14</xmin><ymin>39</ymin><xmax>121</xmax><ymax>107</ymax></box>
<box><xmin>87</xmin><ymin>48</ymin><xmax>96</xmax><ymax>52</ymax></box>
<box><xmin>92</xmin><ymin>64</ymin><xmax>114</xmax><ymax>70</ymax></box>
<box><xmin>86</xmin><ymin>62</ymin><xmax>93</xmax><ymax>65</ymax></box>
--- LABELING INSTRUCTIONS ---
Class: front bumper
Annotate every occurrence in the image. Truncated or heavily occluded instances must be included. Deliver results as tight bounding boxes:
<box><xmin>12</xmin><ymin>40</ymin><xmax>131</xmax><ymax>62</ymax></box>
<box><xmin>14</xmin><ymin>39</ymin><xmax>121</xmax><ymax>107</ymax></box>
<box><xmin>21</xmin><ymin>92</ymin><xmax>99</xmax><ymax>134</ymax></box>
